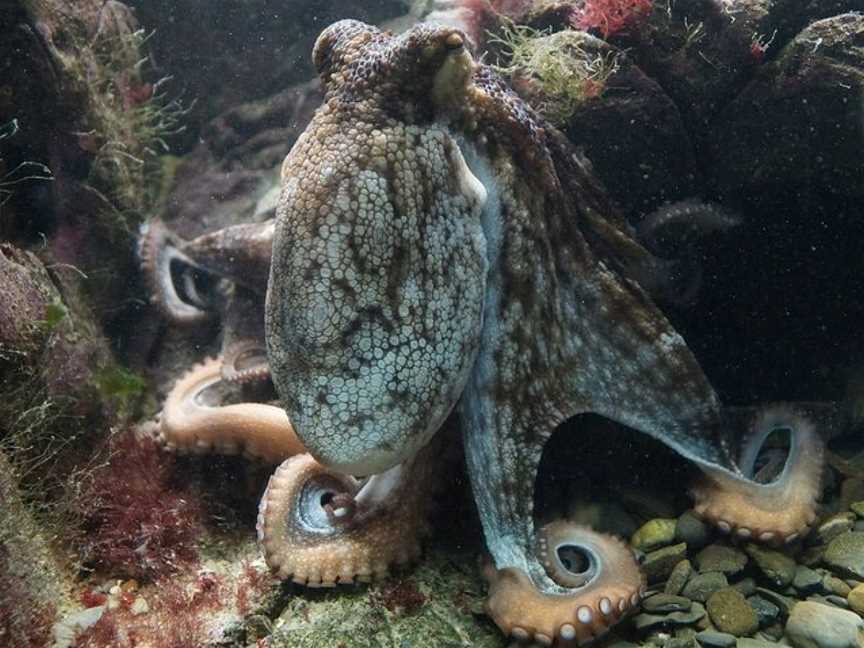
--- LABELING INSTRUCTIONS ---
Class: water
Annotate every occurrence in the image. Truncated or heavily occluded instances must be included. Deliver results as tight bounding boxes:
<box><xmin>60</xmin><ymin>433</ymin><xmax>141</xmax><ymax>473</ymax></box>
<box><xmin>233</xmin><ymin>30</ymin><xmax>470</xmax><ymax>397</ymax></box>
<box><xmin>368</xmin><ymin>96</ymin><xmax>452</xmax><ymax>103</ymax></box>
<box><xmin>1</xmin><ymin>1</ymin><xmax>863</xmax><ymax>647</ymax></box>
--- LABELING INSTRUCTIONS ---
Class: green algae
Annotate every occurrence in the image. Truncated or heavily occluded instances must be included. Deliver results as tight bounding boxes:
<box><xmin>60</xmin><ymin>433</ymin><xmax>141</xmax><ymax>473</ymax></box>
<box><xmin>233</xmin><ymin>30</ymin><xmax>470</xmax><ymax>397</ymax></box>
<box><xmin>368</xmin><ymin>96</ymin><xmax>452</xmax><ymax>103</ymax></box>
<box><xmin>94</xmin><ymin>364</ymin><xmax>147</xmax><ymax>417</ymax></box>
<box><xmin>266</xmin><ymin>551</ymin><xmax>506</xmax><ymax>648</ymax></box>
<box><xmin>40</xmin><ymin>300</ymin><xmax>68</xmax><ymax>331</ymax></box>
<box><xmin>490</xmin><ymin>25</ymin><xmax>620</xmax><ymax>125</ymax></box>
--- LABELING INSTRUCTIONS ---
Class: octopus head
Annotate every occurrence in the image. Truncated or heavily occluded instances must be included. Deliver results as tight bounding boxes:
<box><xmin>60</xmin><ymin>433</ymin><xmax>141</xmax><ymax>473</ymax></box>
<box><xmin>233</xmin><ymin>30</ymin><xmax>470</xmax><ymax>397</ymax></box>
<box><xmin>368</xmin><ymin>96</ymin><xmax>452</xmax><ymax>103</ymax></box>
<box><xmin>310</xmin><ymin>19</ymin><xmax>475</xmax><ymax>117</ymax></box>
<box><xmin>266</xmin><ymin>20</ymin><xmax>490</xmax><ymax>475</ymax></box>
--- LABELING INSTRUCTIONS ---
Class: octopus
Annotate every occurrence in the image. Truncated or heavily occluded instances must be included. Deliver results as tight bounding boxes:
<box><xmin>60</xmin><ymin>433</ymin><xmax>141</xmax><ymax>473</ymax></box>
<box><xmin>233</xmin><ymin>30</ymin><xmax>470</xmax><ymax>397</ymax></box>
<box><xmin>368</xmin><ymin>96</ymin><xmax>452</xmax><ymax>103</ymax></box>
<box><xmin>139</xmin><ymin>18</ymin><xmax>827</xmax><ymax>647</ymax></box>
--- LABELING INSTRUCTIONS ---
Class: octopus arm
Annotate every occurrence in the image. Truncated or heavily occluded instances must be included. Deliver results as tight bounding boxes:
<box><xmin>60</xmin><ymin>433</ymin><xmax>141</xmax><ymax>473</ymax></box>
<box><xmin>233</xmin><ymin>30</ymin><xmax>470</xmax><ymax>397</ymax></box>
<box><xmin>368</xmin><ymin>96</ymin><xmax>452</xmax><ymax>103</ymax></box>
<box><xmin>220</xmin><ymin>287</ymin><xmax>270</xmax><ymax>384</ymax></box>
<box><xmin>691</xmin><ymin>404</ymin><xmax>824</xmax><ymax>544</ymax></box>
<box><xmin>179</xmin><ymin>221</ymin><xmax>274</xmax><ymax>292</ymax></box>
<box><xmin>159</xmin><ymin>357</ymin><xmax>304</xmax><ymax>463</ymax></box>
<box><xmin>138</xmin><ymin>218</ymin><xmax>212</xmax><ymax>324</ymax></box>
<box><xmin>256</xmin><ymin>432</ymin><xmax>448</xmax><ymax>585</ymax></box>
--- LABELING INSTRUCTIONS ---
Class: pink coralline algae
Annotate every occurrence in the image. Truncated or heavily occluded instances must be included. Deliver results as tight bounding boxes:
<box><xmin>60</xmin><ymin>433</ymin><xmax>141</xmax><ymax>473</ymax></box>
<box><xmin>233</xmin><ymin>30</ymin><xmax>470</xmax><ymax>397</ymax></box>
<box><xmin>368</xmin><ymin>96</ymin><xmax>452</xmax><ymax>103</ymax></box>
<box><xmin>572</xmin><ymin>0</ymin><xmax>653</xmax><ymax>38</ymax></box>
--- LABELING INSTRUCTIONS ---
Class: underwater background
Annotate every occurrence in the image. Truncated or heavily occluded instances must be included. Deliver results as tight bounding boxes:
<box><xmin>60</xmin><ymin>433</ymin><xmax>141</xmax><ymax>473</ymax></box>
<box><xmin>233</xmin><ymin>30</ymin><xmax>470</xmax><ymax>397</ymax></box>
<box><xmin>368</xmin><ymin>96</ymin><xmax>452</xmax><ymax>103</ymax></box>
<box><xmin>1</xmin><ymin>0</ymin><xmax>864</xmax><ymax>647</ymax></box>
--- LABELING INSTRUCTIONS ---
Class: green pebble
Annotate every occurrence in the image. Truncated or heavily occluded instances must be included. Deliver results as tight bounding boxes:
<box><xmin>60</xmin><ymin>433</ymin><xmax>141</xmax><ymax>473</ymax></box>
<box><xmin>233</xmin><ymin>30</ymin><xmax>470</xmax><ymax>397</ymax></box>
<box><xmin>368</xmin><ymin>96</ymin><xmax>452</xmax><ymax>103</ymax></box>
<box><xmin>665</xmin><ymin>559</ymin><xmax>693</xmax><ymax>596</ymax></box>
<box><xmin>631</xmin><ymin>518</ymin><xmax>678</xmax><ymax>552</ymax></box>
<box><xmin>682</xmin><ymin>571</ymin><xmax>729</xmax><ymax>603</ymax></box>
<box><xmin>643</xmin><ymin>542</ymin><xmax>688</xmax><ymax>582</ymax></box>
<box><xmin>744</xmin><ymin>544</ymin><xmax>796</xmax><ymax>588</ymax></box>
<box><xmin>694</xmin><ymin>544</ymin><xmax>748</xmax><ymax>575</ymax></box>
<box><xmin>816</xmin><ymin>513</ymin><xmax>856</xmax><ymax>545</ymax></box>
<box><xmin>705</xmin><ymin>588</ymin><xmax>759</xmax><ymax>637</ymax></box>
<box><xmin>824</xmin><ymin>532</ymin><xmax>864</xmax><ymax>579</ymax></box>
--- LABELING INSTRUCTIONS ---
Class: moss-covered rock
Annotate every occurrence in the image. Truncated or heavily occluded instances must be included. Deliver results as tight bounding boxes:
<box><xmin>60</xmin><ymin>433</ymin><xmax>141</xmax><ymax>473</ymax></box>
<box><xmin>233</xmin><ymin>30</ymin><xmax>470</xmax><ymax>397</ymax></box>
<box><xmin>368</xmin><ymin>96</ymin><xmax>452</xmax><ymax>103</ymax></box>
<box><xmin>705</xmin><ymin>589</ymin><xmax>759</xmax><ymax>637</ymax></box>
<box><xmin>266</xmin><ymin>552</ymin><xmax>505</xmax><ymax>648</ymax></box>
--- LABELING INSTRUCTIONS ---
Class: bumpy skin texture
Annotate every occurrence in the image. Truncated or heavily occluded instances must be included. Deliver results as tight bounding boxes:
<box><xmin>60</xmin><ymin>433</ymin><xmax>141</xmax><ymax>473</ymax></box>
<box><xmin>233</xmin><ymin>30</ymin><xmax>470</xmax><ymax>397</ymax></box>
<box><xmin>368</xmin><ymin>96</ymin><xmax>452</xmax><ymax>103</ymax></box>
<box><xmin>140</xmin><ymin>213</ymin><xmax>442</xmax><ymax>589</ymax></box>
<box><xmin>266</xmin><ymin>19</ymin><xmax>825</xmax><ymax>645</ymax></box>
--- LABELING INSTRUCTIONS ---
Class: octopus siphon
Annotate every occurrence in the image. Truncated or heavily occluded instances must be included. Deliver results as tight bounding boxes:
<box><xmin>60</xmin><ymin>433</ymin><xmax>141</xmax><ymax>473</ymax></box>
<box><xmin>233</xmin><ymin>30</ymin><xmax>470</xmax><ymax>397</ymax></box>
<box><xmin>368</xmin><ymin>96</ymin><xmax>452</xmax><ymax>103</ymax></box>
<box><xmin>140</xmin><ymin>18</ymin><xmax>826</xmax><ymax>646</ymax></box>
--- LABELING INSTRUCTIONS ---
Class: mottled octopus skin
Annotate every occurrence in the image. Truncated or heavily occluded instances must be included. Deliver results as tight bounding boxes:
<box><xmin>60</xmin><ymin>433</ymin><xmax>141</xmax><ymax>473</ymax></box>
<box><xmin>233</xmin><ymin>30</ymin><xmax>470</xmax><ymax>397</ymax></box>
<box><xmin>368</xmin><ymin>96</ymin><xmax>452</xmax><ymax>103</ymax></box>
<box><xmin>254</xmin><ymin>19</ymin><xmax>824</xmax><ymax>645</ymax></box>
<box><xmin>140</xmin><ymin>197</ymin><xmax>441</xmax><ymax>594</ymax></box>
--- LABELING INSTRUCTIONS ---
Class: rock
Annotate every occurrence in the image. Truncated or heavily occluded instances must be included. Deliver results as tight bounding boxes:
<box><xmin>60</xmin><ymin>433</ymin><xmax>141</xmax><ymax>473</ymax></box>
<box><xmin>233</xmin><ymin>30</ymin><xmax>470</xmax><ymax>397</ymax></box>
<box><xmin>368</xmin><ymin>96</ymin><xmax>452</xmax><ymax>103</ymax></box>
<box><xmin>851</xmin><ymin>502</ymin><xmax>864</xmax><ymax>519</ymax></box>
<box><xmin>731</xmin><ymin>578</ymin><xmax>757</xmax><ymax>598</ymax></box>
<box><xmin>667</xmin><ymin>636</ymin><xmax>698</xmax><ymax>648</ymax></box>
<box><xmin>642</xmin><ymin>593</ymin><xmax>692</xmax><ymax>613</ymax></box>
<box><xmin>793</xmin><ymin>565</ymin><xmax>824</xmax><ymax>595</ymax></box>
<box><xmin>842</xmin><ymin>480</ymin><xmax>864</xmax><ymax>514</ymax></box>
<box><xmin>800</xmin><ymin>545</ymin><xmax>827</xmax><ymax>567</ymax></box>
<box><xmin>53</xmin><ymin>606</ymin><xmax>105</xmax><ymax>648</ymax></box>
<box><xmin>816</xmin><ymin>513</ymin><xmax>857</xmax><ymax>545</ymax></box>
<box><xmin>130</xmin><ymin>596</ymin><xmax>149</xmax><ymax>615</ymax></box>
<box><xmin>666</xmin><ymin>560</ymin><xmax>694</xmax><ymax>596</ymax></box>
<box><xmin>744</xmin><ymin>544</ymin><xmax>796</xmax><ymax>588</ymax></box>
<box><xmin>529</xmin><ymin>30</ymin><xmax>702</xmax><ymax>215</ymax></box>
<box><xmin>695</xmin><ymin>545</ymin><xmax>748</xmax><ymax>576</ymax></box>
<box><xmin>683</xmin><ymin>572</ymin><xmax>730</xmax><ymax>603</ymax></box>
<box><xmin>761</xmin><ymin>623</ymin><xmax>785</xmax><ymax>641</ymax></box>
<box><xmin>848</xmin><ymin>583</ymin><xmax>864</xmax><ymax>616</ymax></box>
<box><xmin>825</xmin><ymin>575</ymin><xmax>853</xmax><ymax>597</ymax></box>
<box><xmin>824</xmin><ymin>595</ymin><xmax>852</xmax><ymax>609</ymax></box>
<box><xmin>266</xmin><ymin>552</ymin><xmax>504</xmax><ymax>647</ymax></box>
<box><xmin>747</xmin><ymin>594</ymin><xmax>780</xmax><ymax>627</ymax></box>
<box><xmin>754</xmin><ymin>587</ymin><xmax>794</xmax><ymax>616</ymax></box>
<box><xmin>785</xmin><ymin>600</ymin><xmax>864</xmax><ymax>648</ymax></box>
<box><xmin>2</xmin><ymin>452</ymin><xmax>76</xmax><ymax>648</ymax></box>
<box><xmin>695</xmin><ymin>630</ymin><xmax>736</xmax><ymax>648</ymax></box>
<box><xmin>632</xmin><ymin>518</ymin><xmax>678</xmax><ymax>552</ymax></box>
<box><xmin>677</xmin><ymin>512</ymin><xmax>712</xmax><ymax>549</ymax></box>
<box><xmin>643</xmin><ymin>543</ymin><xmax>689</xmax><ymax>582</ymax></box>
<box><xmin>709</xmin><ymin>14</ymin><xmax>864</xmax><ymax>204</ymax></box>
<box><xmin>736</xmin><ymin>640</ymin><xmax>779</xmax><ymax>648</ymax></box>
<box><xmin>633</xmin><ymin>603</ymin><xmax>707</xmax><ymax>631</ymax></box>
<box><xmin>824</xmin><ymin>533</ymin><xmax>864</xmax><ymax>579</ymax></box>
<box><xmin>706</xmin><ymin>589</ymin><xmax>759</xmax><ymax>637</ymax></box>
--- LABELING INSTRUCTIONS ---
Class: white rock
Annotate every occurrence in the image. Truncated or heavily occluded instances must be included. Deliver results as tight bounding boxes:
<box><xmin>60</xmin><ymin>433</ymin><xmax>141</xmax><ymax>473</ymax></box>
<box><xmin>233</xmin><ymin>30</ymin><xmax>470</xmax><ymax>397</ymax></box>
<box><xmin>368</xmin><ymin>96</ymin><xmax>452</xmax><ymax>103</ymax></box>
<box><xmin>786</xmin><ymin>600</ymin><xmax>864</xmax><ymax>648</ymax></box>
<box><xmin>130</xmin><ymin>595</ymin><xmax>150</xmax><ymax>615</ymax></box>
<box><xmin>52</xmin><ymin>606</ymin><xmax>105</xmax><ymax>648</ymax></box>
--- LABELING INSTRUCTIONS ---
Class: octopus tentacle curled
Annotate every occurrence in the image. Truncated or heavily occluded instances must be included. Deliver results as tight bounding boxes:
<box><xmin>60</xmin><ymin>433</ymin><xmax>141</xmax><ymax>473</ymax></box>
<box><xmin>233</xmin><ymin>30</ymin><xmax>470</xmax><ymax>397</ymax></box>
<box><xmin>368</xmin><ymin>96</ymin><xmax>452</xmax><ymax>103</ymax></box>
<box><xmin>159</xmin><ymin>357</ymin><xmax>304</xmax><ymax>462</ymax></box>
<box><xmin>484</xmin><ymin>522</ymin><xmax>645</xmax><ymax>645</ymax></box>
<box><xmin>691</xmin><ymin>405</ymin><xmax>823</xmax><ymax>544</ymax></box>
<box><xmin>138</xmin><ymin>218</ymin><xmax>213</xmax><ymax>324</ymax></box>
<box><xmin>221</xmin><ymin>339</ymin><xmax>271</xmax><ymax>384</ymax></box>
<box><xmin>257</xmin><ymin>437</ymin><xmax>443</xmax><ymax>586</ymax></box>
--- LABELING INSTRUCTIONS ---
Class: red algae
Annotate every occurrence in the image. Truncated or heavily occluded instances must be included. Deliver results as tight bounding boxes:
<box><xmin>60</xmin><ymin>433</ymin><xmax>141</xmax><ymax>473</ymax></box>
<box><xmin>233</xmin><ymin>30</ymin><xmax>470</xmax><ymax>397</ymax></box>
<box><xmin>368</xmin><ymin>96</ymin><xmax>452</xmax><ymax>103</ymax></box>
<box><xmin>74</xmin><ymin>571</ymin><xmax>223</xmax><ymax>648</ymax></box>
<box><xmin>373</xmin><ymin>579</ymin><xmax>427</xmax><ymax>616</ymax></box>
<box><xmin>572</xmin><ymin>0</ymin><xmax>653</xmax><ymax>38</ymax></box>
<box><xmin>236</xmin><ymin>559</ymin><xmax>275</xmax><ymax>616</ymax></box>
<box><xmin>73</xmin><ymin>431</ymin><xmax>205</xmax><ymax>581</ymax></box>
